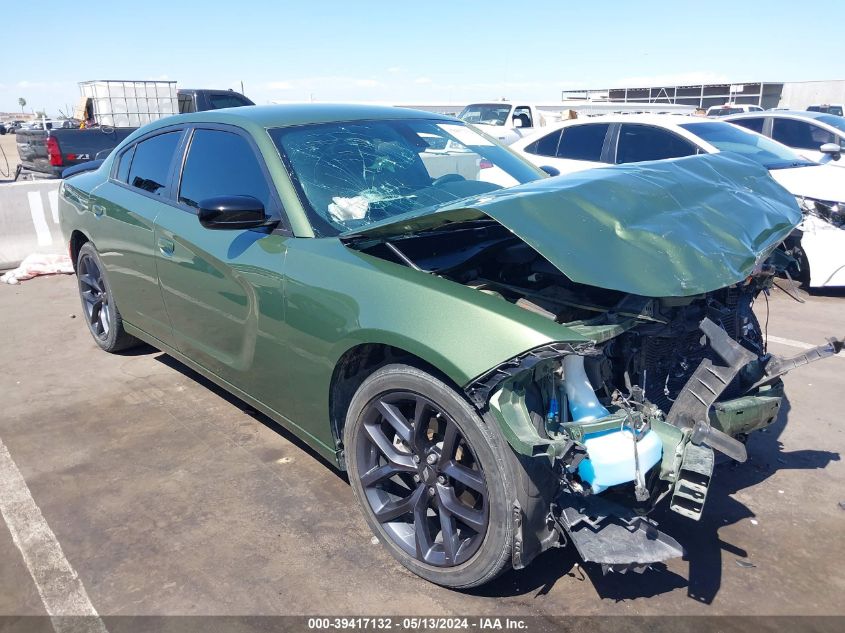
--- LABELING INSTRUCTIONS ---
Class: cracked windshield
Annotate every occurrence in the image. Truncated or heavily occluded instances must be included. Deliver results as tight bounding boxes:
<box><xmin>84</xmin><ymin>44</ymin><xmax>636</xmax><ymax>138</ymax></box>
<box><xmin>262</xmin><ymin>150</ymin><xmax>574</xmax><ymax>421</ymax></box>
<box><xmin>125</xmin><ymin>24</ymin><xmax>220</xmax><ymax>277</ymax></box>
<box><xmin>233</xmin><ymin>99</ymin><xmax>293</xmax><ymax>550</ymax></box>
<box><xmin>270</xmin><ymin>119</ymin><xmax>541</xmax><ymax>236</ymax></box>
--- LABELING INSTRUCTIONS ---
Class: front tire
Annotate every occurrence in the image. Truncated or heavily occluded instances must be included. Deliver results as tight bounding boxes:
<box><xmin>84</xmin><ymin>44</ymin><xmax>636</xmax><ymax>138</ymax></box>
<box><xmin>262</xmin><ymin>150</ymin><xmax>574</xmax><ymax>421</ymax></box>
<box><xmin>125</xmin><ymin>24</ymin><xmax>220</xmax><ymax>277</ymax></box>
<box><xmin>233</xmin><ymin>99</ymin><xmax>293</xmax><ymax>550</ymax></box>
<box><xmin>76</xmin><ymin>242</ymin><xmax>139</xmax><ymax>353</ymax></box>
<box><xmin>344</xmin><ymin>364</ymin><xmax>519</xmax><ymax>588</ymax></box>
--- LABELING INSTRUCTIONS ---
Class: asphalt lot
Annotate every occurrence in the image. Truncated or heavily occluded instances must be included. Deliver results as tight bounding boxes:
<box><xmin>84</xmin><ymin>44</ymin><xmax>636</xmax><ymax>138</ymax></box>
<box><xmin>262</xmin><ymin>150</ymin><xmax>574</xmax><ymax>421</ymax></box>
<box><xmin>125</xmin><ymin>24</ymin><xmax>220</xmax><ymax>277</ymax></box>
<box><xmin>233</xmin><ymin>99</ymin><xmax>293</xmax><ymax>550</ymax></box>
<box><xmin>0</xmin><ymin>275</ymin><xmax>843</xmax><ymax>618</ymax></box>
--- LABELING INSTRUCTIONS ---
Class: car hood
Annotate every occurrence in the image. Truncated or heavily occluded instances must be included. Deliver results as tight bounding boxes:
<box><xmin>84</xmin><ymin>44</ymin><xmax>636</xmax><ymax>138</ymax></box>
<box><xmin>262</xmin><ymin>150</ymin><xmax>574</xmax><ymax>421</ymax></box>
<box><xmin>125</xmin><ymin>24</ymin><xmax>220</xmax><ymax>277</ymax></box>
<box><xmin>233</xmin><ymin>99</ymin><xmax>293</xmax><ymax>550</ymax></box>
<box><xmin>341</xmin><ymin>153</ymin><xmax>802</xmax><ymax>297</ymax></box>
<box><xmin>768</xmin><ymin>163</ymin><xmax>845</xmax><ymax>202</ymax></box>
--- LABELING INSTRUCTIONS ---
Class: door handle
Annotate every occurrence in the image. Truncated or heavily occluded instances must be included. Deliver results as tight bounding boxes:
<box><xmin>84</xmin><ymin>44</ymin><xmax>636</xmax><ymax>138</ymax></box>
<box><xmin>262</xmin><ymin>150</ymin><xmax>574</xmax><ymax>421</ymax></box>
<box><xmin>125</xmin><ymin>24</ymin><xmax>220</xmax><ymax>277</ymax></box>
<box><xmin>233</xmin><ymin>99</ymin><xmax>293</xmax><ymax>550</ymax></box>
<box><xmin>92</xmin><ymin>204</ymin><xmax>105</xmax><ymax>217</ymax></box>
<box><xmin>157</xmin><ymin>237</ymin><xmax>175</xmax><ymax>256</ymax></box>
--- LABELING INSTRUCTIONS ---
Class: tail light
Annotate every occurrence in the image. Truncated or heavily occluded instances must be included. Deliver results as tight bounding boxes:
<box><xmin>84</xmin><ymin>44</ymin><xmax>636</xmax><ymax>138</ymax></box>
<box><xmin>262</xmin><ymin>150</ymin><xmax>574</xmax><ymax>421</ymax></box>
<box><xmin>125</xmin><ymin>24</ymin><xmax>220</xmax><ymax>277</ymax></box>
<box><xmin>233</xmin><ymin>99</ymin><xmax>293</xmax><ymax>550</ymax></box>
<box><xmin>479</xmin><ymin>159</ymin><xmax>493</xmax><ymax>169</ymax></box>
<box><xmin>46</xmin><ymin>136</ymin><xmax>63</xmax><ymax>166</ymax></box>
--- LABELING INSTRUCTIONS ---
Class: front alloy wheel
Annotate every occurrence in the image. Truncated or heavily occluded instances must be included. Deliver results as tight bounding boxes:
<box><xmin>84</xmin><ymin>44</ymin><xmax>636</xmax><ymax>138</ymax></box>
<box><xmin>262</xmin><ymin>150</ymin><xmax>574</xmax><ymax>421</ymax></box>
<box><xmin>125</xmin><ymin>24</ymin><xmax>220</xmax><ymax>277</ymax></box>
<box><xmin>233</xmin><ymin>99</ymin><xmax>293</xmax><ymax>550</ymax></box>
<box><xmin>345</xmin><ymin>364</ymin><xmax>519</xmax><ymax>588</ymax></box>
<box><xmin>356</xmin><ymin>391</ymin><xmax>488</xmax><ymax>567</ymax></box>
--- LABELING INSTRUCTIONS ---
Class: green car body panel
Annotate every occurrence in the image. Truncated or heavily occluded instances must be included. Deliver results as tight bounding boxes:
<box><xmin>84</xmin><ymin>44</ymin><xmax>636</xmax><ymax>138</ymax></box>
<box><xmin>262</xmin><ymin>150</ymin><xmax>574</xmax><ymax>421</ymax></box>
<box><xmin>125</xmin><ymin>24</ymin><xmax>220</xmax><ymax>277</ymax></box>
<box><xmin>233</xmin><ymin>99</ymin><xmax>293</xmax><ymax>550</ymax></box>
<box><xmin>58</xmin><ymin>105</ymin><xmax>799</xmax><ymax>468</ymax></box>
<box><xmin>58</xmin><ymin>106</ymin><xmax>593</xmax><ymax>463</ymax></box>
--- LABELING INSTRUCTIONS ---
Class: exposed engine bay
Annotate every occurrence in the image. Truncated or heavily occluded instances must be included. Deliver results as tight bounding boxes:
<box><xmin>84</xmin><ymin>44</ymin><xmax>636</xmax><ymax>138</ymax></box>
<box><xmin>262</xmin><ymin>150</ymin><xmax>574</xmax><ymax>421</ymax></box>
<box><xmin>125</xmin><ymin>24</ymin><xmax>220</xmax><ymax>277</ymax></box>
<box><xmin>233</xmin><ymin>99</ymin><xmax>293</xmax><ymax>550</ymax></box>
<box><xmin>352</xmin><ymin>218</ymin><xmax>843</xmax><ymax>572</ymax></box>
<box><xmin>362</xmin><ymin>219</ymin><xmax>770</xmax><ymax>409</ymax></box>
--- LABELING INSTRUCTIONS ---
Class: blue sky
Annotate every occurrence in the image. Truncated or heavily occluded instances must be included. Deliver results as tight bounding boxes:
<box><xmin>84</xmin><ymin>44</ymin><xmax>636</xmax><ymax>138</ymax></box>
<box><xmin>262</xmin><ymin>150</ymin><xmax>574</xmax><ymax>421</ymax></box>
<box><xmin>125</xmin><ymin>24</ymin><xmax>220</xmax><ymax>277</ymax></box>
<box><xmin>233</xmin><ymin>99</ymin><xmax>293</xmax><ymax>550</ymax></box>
<box><xmin>2</xmin><ymin>0</ymin><xmax>843</xmax><ymax>116</ymax></box>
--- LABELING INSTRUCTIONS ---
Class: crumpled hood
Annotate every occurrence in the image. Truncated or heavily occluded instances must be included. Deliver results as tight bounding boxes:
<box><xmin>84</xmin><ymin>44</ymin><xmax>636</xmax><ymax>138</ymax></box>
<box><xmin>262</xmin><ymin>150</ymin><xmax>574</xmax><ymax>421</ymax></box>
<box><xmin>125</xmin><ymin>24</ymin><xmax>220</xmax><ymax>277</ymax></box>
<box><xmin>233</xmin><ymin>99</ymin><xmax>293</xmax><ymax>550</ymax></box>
<box><xmin>341</xmin><ymin>153</ymin><xmax>802</xmax><ymax>297</ymax></box>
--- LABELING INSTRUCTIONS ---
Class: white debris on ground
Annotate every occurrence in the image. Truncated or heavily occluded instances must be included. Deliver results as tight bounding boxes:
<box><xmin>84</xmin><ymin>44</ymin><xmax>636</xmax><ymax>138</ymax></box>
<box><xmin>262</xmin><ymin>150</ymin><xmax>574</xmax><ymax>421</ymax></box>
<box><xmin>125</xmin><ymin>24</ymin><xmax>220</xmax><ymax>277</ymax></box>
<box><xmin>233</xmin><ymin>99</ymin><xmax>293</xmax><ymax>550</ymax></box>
<box><xmin>1</xmin><ymin>253</ymin><xmax>74</xmax><ymax>285</ymax></box>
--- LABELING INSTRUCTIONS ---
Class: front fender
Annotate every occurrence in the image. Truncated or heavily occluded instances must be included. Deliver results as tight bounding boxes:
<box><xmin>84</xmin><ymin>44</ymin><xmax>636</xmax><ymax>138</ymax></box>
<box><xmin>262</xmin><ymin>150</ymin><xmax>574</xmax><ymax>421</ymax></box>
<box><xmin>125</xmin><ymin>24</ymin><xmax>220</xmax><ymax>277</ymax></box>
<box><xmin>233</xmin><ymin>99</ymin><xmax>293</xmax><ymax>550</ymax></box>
<box><xmin>289</xmin><ymin>239</ymin><xmax>591</xmax><ymax>387</ymax></box>
<box><xmin>281</xmin><ymin>238</ymin><xmax>590</xmax><ymax>452</ymax></box>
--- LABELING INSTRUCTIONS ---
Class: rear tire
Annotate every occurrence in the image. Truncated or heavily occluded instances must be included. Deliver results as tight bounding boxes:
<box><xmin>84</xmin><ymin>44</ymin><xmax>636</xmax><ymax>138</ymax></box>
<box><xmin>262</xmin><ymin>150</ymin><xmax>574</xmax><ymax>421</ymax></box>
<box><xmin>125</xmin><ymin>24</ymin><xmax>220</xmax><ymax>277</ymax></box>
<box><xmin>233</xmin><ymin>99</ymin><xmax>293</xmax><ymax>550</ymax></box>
<box><xmin>76</xmin><ymin>242</ymin><xmax>139</xmax><ymax>353</ymax></box>
<box><xmin>344</xmin><ymin>363</ymin><xmax>519</xmax><ymax>588</ymax></box>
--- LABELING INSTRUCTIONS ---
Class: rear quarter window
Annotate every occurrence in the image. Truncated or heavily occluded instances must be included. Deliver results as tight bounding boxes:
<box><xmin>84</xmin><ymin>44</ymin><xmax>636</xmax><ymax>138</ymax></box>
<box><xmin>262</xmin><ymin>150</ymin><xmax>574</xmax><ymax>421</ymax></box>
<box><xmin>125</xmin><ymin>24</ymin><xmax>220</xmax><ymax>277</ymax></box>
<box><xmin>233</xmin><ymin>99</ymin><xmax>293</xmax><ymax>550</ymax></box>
<box><xmin>115</xmin><ymin>145</ymin><xmax>135</xmax><ymax>183</ymax></box>
<box><xmin>127</xmin><ymin>131</ymin><xmax>182</xmax><ymax>196</ymax></box>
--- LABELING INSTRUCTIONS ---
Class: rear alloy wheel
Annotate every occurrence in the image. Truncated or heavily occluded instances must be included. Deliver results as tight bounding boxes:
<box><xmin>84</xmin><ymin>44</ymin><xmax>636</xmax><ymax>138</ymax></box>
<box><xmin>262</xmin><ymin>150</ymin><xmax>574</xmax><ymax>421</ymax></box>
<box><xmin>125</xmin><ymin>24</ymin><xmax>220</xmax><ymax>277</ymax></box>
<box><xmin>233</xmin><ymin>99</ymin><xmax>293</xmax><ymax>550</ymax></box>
<box><xmin>345</xmin><ymin>364</ymin><xmax>518</xmax><ymax>588</ymax></box>
<box><xmin>76</xmin><ymin>242</ymin><xmax>139</xmax><ymax>353</ymax></box>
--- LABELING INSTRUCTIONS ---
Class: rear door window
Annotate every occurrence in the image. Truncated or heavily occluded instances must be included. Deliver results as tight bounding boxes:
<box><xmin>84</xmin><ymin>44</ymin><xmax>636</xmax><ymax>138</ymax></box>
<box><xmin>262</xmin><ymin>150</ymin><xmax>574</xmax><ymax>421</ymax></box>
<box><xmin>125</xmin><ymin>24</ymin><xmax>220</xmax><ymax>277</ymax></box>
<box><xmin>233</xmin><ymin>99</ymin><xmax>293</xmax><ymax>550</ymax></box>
<box><xmin>524</xmin><ymin>130</ymin><xmax>562</xmax><ymax>157</ymax></box>
<box><xmin>616</xmin><ymin>124</ymin><xmax>697</xmax><ymax>163</ymax></box>
<box><xmin>556</xmin><ymin>124</ymin><xmax>610</xmax><ymax>161</ymax></box>
<box><xmin>772</xmin><ymin>118</ymin><xmax>835</xmax><ymax>149</ymax></box>
<box><xmin>127</xmin><ymin>131</ymin><xmax>182</xmax><ymax>196</ymax></box>
<box><xmin>731</xmin><ymin>117</ymin><xmax>766</xmax><ymax>134</ymax></box>
<box><xmin>178</xmin><ymin>129</ymin><xmax>272</xmax><ymax>211</ymax></box>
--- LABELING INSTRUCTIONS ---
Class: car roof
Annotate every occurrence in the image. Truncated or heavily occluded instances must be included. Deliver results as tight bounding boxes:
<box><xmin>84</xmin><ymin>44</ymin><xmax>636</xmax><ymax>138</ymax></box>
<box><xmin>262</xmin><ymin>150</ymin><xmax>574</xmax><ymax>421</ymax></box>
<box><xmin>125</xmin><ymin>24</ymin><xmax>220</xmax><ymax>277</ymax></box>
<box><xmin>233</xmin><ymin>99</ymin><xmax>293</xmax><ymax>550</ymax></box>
<box><xmin>530</xmin><ymin>113</ymin><xmax>701</xmax><ymax>132</ymax></box>
<box><xmin>725</xmin><ymin>110</ymin><xmax>833</xmax><ymax>121</ymax></box>
<box><xmin>163</xmin><ymin>103</ymin><xmax>455</xmax><ymax>129</ymax></box>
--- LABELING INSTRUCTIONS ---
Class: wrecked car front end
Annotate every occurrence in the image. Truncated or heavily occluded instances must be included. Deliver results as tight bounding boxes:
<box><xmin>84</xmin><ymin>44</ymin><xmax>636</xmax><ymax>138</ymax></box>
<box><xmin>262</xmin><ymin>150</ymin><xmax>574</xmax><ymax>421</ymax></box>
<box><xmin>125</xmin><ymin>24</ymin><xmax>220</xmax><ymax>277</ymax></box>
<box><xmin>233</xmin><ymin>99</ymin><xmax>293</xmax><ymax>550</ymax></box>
<box><xmin>473</xmin><ymin>308</ymin><xmax>840</xmax><ymax>573</ymax></box>
<box><xmin>342</xmin><ymin>153</ymin><xmax>842</xmax><ymax>573</ymax></box>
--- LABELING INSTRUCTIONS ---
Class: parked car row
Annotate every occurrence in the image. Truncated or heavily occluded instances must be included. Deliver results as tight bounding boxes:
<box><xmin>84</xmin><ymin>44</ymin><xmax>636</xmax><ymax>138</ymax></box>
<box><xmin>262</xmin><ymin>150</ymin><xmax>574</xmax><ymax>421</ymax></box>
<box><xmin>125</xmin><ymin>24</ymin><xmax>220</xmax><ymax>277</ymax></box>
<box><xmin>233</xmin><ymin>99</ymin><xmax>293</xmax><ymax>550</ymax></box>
<box><xmin>510</xmin><ymin>113</ymin><xmax>845</xmax><ymax>289</ymax></box>
<box><xmin>0</xmin><ymin>120</ymin><xmax>26</xmax><ymax>134</ymax></box>
<box><xmin>706</xmin><ymin>103</ymin><xmax>843</xmax><ymax>117</ymax></box>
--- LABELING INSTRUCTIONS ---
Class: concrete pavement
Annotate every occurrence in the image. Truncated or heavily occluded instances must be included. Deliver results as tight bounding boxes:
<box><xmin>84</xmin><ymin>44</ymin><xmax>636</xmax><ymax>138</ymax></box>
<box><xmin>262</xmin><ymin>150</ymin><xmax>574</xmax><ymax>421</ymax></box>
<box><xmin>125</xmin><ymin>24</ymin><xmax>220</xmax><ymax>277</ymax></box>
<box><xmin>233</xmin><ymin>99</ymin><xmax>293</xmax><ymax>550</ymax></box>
<box><xmin>0</xmin><ymin>276</ymin><xmax>842</xmax><ymax>618</ymax></box>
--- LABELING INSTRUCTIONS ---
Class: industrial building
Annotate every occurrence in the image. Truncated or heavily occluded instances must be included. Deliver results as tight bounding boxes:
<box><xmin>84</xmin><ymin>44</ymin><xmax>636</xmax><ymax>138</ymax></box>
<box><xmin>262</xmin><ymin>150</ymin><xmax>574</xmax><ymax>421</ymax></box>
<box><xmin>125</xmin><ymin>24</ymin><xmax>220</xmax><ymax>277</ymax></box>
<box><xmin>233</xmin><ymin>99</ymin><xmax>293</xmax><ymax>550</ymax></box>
<box><xmin>561</xmin><ymin>80</ymin><xmax>845</xmax><ymax>111</ymax></box>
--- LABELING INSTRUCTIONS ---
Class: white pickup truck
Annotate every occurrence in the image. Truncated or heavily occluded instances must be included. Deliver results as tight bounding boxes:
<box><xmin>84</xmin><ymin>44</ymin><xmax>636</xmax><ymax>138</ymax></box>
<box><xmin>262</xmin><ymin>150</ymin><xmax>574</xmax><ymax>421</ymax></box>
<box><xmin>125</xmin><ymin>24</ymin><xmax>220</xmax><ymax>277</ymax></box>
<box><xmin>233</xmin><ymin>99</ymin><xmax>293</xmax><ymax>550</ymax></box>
<box><xmin>457</xmin><ymin>100</ymin><xmax>695</xmax><ymax>145</ymax></box>
<box><xmin>457</xmin><ymin>102</ymin><xmax>561</xmax><ymax>144</ymax></box>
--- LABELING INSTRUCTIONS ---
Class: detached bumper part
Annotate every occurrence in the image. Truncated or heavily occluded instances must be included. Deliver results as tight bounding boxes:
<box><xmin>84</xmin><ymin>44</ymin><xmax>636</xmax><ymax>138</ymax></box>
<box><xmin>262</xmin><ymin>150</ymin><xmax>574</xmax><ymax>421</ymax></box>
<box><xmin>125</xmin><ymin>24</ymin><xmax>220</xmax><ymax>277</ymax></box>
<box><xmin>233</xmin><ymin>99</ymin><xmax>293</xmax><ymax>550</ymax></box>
<box><xmin>752</xmin><ymin>335</ymin><xmax>844</xmax><ymax>389</ymax></box>
<box><xmin>555</xmin><ymin>492</ymin><xmax>684</xmax><ymax>573</ymax></box>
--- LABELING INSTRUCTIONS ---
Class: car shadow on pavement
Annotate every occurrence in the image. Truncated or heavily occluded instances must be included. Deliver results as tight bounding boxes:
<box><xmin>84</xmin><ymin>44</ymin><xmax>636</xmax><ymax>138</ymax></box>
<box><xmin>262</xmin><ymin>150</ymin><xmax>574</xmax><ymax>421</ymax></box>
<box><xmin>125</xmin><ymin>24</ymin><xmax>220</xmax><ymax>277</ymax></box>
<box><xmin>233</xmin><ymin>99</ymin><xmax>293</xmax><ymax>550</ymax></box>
<box><xmin>667</xmin><ymin>395</ymin><xmax>838</xmax><ymax>605</ymax></box>
<box><xmin>605</xmin><ymin>395</ymin><xmax>837</xmax><ymax>605</ymax></box>
<box><xmin>115</xmin><ymin>342</ymin><xmax>161</xmax><ymax>356</ymax></box>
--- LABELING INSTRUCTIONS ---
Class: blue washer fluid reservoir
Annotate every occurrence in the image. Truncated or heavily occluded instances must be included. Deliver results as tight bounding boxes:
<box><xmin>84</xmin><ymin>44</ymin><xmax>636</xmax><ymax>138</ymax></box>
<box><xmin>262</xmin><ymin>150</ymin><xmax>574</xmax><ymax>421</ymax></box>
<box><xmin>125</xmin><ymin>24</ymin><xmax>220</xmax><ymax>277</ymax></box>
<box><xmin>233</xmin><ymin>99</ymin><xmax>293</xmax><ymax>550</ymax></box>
<box><xmin>577</xmin><ymin>428</ymin><xmax>663</xmax><ymax>494</ymax></box>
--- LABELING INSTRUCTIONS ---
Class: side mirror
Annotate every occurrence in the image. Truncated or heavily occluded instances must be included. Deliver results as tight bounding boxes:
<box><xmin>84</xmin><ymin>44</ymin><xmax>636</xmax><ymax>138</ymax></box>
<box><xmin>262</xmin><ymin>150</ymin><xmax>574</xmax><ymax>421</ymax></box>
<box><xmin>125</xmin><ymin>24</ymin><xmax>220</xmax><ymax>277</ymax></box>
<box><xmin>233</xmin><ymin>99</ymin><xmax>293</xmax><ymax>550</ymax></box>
<box><xmin>819</xmin><ymin>142</ymin><xmax>842</xmax><ymax>160</ymax></box>
<box><xmin>512</xmin><ymin>116</ymin><xmax>523</xmax><ymax>128</ymax></box>
<box><xmin>540</xmin><ymin>165</ymin><xmax>560</xmax><ymax>177</ymax></box>
<box><xmin>198</xmin><ymin>195</ymin><xmax>273</xmax><ymax>230</ymax></box>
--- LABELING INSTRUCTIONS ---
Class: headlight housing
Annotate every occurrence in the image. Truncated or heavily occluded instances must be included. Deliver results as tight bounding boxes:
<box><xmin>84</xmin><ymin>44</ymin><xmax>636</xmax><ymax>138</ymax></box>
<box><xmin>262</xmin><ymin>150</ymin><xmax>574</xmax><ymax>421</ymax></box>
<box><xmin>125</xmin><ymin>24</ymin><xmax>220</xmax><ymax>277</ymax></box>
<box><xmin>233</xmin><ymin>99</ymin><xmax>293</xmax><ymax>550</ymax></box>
<box><xmin>796</xmin><ymin>196</ymin><xmax>843</xmax><ymax>228</ymax></box>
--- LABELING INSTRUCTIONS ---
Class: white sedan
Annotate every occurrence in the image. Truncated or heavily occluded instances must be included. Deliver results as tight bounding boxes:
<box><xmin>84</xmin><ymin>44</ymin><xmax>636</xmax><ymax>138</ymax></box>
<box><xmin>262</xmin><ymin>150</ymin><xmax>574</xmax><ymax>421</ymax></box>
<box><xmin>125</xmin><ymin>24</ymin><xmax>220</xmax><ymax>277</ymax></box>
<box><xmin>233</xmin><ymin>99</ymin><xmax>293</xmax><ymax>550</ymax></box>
<box><xmin>510</xmin><ymin>114</ymin><xmax>845</xmax><ymax>288</ymax></box>
<box><xmin>724</xmin><ymin>110</ymin><xmax>845</xmax><ymax>166</ymax></box>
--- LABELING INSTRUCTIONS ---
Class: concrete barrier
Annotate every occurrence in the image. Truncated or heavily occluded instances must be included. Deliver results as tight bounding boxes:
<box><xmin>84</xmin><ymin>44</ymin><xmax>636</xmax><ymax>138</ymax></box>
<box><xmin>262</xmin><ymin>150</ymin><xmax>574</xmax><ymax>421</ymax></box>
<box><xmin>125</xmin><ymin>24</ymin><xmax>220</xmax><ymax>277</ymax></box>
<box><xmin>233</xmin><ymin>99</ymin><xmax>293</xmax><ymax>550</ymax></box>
<box><xmin>0</xmin><ymin>180</ymin><xmax>64</xmax><ymax>270</ymax></box>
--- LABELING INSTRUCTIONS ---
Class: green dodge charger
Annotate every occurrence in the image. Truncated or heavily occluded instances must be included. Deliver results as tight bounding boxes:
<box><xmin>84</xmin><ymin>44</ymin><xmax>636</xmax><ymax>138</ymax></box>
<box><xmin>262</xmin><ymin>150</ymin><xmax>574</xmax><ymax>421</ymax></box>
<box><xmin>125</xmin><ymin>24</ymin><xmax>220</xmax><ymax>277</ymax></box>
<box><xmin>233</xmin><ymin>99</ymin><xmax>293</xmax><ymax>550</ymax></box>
<box><xmin>58</xmin><ymin>104</ymin><xmax>842</xmax><ymax>587</ymax></box>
